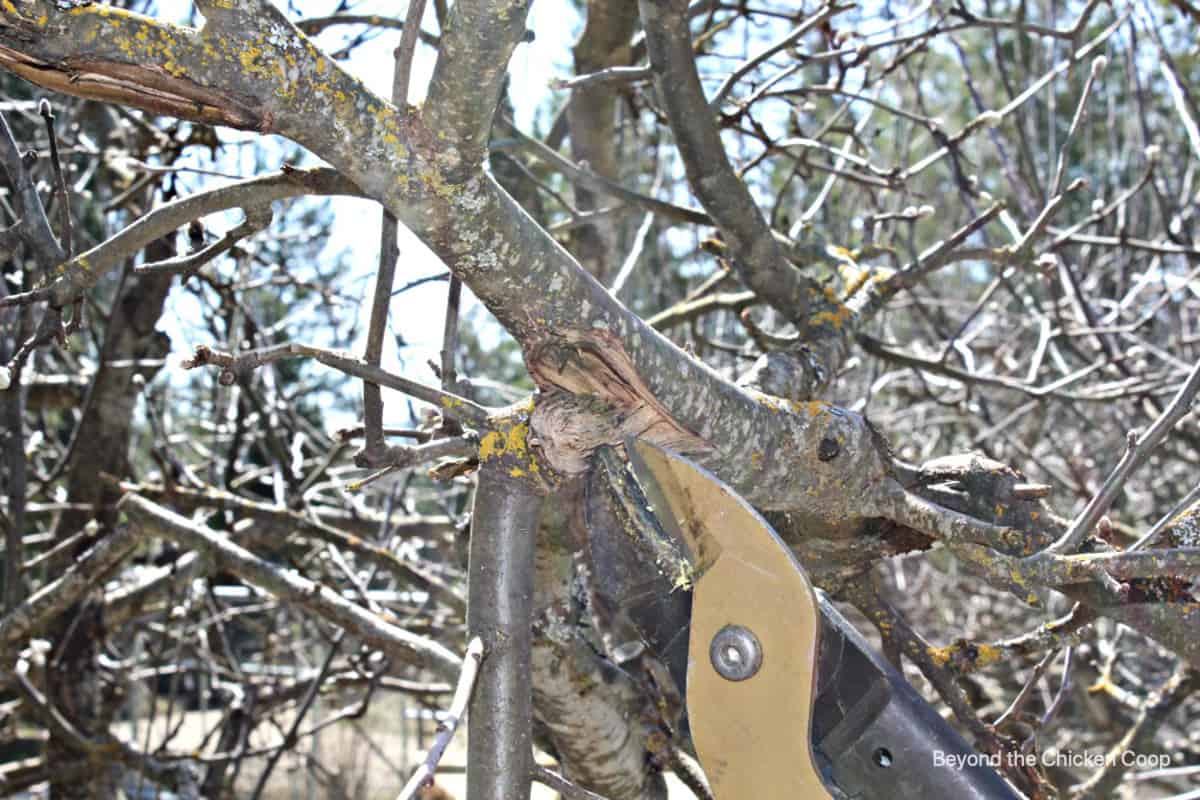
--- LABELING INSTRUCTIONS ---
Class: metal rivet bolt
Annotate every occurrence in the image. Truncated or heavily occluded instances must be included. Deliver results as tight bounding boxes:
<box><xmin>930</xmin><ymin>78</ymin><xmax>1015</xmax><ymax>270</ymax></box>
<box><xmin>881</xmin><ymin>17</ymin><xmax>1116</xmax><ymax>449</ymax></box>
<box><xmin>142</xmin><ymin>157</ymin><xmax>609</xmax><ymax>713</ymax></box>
<box><xmin>818</xmin><ymin>436</ymin><xmax>840</xmax><ymax>461</ymax></box>
<box><xmin>710</xmin><ymin>625</ymin><xmax>763</xmax><ymax>681</ymax></box>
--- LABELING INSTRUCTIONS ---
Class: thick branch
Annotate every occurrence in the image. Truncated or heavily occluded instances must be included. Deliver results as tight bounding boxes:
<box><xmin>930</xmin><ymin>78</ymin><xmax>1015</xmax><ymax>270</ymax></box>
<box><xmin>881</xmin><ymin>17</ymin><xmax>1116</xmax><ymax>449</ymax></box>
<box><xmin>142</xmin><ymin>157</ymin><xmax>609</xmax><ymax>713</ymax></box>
<box><xmin>424</xmin><ymin>0</ymin><xmax>532</xmax><ymax>167</ymax></box>
<box><xmin>466</xmin><ymin>462</ymin><xmax>542</xmax><ymax>800</ymax></box>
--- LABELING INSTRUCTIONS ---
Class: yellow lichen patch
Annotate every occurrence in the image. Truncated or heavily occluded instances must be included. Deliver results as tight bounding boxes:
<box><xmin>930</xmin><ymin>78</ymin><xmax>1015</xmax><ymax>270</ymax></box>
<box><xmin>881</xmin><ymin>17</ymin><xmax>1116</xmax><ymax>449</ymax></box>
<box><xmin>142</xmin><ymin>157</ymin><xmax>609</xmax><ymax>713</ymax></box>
<box><xmin>810</xmin><ymin>302</ymin><xmax>854</xmax><ymax>330</ymax></box>
<box><xmin>842</xmin><ymin>263</ymin><xmax>872</xmax><ymax>298</ymax></box>
<box><xmin>1</xmin><ymin>0</ymin><xmax>41</xmax><ymax>26</ymax></box>
<box><xmin>791</xmin><ymin>400</ymin><xmax>830</xmax><ymax>418</ymax></box>
<box><xmin>756</xmin><ymin>395</ymin><xmax>783</xmax><ymax>413</ymax></box>
<box><xmin>69</xmin><ymin>0</ymin><xmax>106</xmax><ymax>14</ymax></box>
<box><xmin>928</xmin><ymin>641</ymin><xmax>1003</xmax><ymax>671</ymax></box>
<box><xmin>928</xmin><ymin>645</ymin><xmax>952</xmax><ymax>667</ymax></box>
<box><xmin>478</xmin><ymin>421</ymin><xmax>537</xmax><ymax>473</ymax></box>
<box><xmin>53</xmin><ymin>254</ymin><xmax>88</xmax><ymax>279</ymax></box>
<box><xmin>973</xmin><ymin>643</ymin><xmax>1002</xmax><ymax>668</ymax></box>
<box><xmin>838</xmin><ymin>262</ymin><xmax>896</xmax><ymax>300</ymax></box>
<box><xmin>69</xmin><ymin>1</ymin><xmax>147</xmax><ymax>26</ymax></box>
<box><xmin>478</xmin><ymin>430</ymin><xmax>506</xmax><ymax>460</ymax></box>
<box><xmin>418</xmin><ymin>170</ymin><xmax>457</xmax><ymax>200</ymax></box>
<box><xmin>239</xmin><ymin>45</ymin><xmax>263</xmax><ymax>71</ymax></box>
<box><xmin>828</xmin><ymin>245</ymin><xmax>857</xmax><ymax>263</ymax></box>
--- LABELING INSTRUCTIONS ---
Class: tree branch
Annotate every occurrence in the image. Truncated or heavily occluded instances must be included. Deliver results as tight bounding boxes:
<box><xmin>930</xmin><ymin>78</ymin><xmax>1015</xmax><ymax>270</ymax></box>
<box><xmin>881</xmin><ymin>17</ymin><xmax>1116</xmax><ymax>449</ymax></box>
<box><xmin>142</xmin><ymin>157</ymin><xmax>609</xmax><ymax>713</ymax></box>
<box><xmin>118</xmin><ymin>493</ymin><xmax>463</xmax><ymax>680</ymax></box>
<box><xmin>423</xmin><ymin>0</ymin><xmax>532</xmax><ymax>167</ymax></box>
<box><xmin>182</xmin><ymin>342</ymin><xmax>491</xmax><ymax>427</ymax></box>
<box><xmin>397</xmin><ymin>636</ymin><xmax>484</xmax><ymax>800</ymax></box>
<box><xmin>466</xmin><ymin>461</ymin><xmax>543</xmax><ymax>800</ymax></box>
<box><xmin>639</xmin><ymin>0</ymin><xmax>830</xmax><ymax>326</ymax></box>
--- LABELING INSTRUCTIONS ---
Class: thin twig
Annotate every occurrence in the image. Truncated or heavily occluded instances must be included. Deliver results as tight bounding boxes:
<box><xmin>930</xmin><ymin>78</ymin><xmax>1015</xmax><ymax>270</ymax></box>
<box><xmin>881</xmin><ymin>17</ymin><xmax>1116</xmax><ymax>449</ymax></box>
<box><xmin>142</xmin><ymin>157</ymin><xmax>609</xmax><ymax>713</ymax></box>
<box><xmin>395</xmin><ymin>637</ymin><xmax>484</xmax><ymax>800</ymax></box>
<box><xmin>439</xmin><ymin>276</ymin><xmax>462</xmax><ymax>394</ymax></box>
<box><xmin>0</xmin><ymin>524</ymin><xmax>142</xmax><ymax>651</ymax></box>
<box><xmin>394</xmin><ymin>0</ymin><xmax>428</xmax><ymax>104</ymax></box>
<box><xmin>550</xmin><ymin>66</ymin><xmax>651</xmax><ymax>91</ymax></box>
<box><xmin>133</xmin><ymin>207</ymin><xmax>272</xmax><ymax>276</ymax></box>
<box><xmin>0</xmin><ymin>166</ymin><xmax>356</xmax><ymax>309</ymax></box>
<box><xmin>878</xmin><ymin>202</ymin><xmax>1005</xmax><ymax>296</ymax></box>
<box><xmin>531</xmin><ymin>766</ymin><xmax>615</xmax><ymax>800</ymax></box>
<box><xmin>1130</xmin><ymin>481</ymin><xmax>1200</xmax><ymax>551</ymax></box>
<box><xmin>1043</xmin><ymin>358</ymin><xmax>1200</xmax><ymax>555</ymax></box>
<box><xmin>0</xmin><ymin>109</ymin><xmax>63</xmax><ymax>273</ymax></box>
<box><xmin>1049</xmin><ymin>57</ymin><xmax>1105</xmax><ymax>196</ymax></box>
<box><xmin>181</xmin><ymin>343</ymin><xmax>491</xmax><ymax>426</ymax></box>
<box><xmin>37</xmin><ymin>99</ymin><xmax>73</xmax><ymax>259</ymax></box>
<box><xmin>249</xmin><ymin>629</ymin><xmax>346</xmax><ymax>799</ymax></box>
<box><xmin>992</xmin><ymin>647</ymin><xmax>1059</xmax><ymax>731</ymax></box>
<box><xmin>1073</xmin><ymin>665</ymin><xmax>1200</xmax><ymax>799</ymax></box>
<box><xmin>1034</xmin><ymin>647</ymin><xmax>1073</xmax><ymax>737</ymax></box>
<box><xmin>361</xmin><ymin>29</ymin><xmax>417</xmax><ymax>461</ymax></box>
<box><xmin>347</xmin><ymin>434</ymin><xmax>477</xmax><ymax>482</ymax></box>
<box><xmin>708</xmin><ymin>3</ymin><xmax>848</xmax><ymax>109</ymax></box>
<box><xmin>901</xmin><ymin>14</ymin><xmax>1125</xmax><ymax>180</ymax></box>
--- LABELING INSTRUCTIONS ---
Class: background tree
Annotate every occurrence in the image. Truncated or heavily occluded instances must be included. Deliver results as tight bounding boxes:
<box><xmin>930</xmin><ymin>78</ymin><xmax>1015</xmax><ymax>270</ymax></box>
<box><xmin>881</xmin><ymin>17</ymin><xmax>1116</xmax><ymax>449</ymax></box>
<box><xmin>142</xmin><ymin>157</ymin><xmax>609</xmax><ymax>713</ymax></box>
<box><xmin>2</xmin><ymin>0</ymin><xmax>1200</xmax><ymax>798</ymax></box>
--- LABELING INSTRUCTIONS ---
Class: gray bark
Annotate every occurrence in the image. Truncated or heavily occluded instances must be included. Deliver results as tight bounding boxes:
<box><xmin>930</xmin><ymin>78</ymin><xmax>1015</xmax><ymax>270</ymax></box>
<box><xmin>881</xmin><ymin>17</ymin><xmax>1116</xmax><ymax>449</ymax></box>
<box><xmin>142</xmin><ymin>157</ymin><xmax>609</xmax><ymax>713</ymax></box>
<box><xmin>467</xmin><ymin>461</ymin><xmax>543</xmax><ymax>800</ymax></box>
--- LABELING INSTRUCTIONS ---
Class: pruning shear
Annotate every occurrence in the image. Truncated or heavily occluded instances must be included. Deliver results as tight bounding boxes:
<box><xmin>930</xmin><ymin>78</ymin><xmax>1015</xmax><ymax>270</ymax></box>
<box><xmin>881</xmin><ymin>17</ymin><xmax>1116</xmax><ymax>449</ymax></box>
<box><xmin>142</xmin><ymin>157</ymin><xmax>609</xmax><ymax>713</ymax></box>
<box><xmin>619</xmin><ymin>439</ymin><xmax>1021</xmax><ymax>800</ymax></box>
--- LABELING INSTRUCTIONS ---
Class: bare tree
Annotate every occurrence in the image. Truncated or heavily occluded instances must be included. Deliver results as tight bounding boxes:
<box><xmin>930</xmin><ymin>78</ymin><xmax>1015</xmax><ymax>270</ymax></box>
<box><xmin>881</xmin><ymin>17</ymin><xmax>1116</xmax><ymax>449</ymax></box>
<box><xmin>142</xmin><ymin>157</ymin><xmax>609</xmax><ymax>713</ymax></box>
<box><xmin>2</xmin><ymin>0</ymin><xmax>1200</xmax><ymax>798</ymax></box>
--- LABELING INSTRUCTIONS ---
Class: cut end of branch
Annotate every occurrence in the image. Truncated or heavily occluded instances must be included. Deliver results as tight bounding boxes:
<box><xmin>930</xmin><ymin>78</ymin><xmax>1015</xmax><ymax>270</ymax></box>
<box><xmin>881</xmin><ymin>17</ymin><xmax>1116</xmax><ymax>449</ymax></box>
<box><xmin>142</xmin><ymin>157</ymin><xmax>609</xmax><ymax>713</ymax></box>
<box><xmin>527</xmin><ymin>329</ymin><xmax>709</xmax><ymax>474</ymax></box>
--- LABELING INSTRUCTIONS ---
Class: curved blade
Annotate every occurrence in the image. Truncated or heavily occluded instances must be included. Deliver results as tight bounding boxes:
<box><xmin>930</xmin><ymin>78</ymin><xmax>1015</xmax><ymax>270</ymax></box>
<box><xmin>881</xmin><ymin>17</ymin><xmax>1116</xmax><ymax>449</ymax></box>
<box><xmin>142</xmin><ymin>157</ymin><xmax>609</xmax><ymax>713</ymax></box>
<box><xmin>585</xmin><ymin>448</ymin><xmax>693</xmax><ymax>696</ymax></box>
<box><xmin>627</xmin><ymin>439</ymin><xmax>832</xmax><ymax>799</ymax></box>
